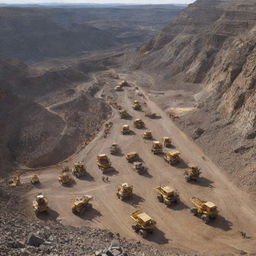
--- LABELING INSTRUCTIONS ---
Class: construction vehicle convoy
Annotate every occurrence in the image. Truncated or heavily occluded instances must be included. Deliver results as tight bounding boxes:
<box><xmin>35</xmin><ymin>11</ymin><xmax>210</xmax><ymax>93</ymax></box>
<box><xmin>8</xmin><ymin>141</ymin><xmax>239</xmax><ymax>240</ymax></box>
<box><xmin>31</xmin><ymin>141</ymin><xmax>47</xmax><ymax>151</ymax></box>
<box><xmin>31</xmin><ymin>175</ymin><xmax>40</xmax><ymax>185</ymax></box>
<box><xmin>59</xmin><ymin>170</ymin><xmax>74</xmax><ymax>185</ymax></box>
<box><xmin>133</xmin><ymin>162</ymin><xmax>147</xmax><ymax>175</ymax></box>
<box><xmin>184</xmin><ymin>165</ymin><xmax>201</xmax><ymax>182</ymax></box>
<box><xmin>125</xmin><ymin>152</ymin><xmax>140</xmax><ymax>163</ymax></box>
<box><xmin>134</xmin><ymin>119</ymin><xmax>145</xmax><ymax>129</ymax></box>
<box><xmin>122</xmin><ymin>124</ymin><xmax>131</xmax><ymax>135</ymax></box>
<box><xmin>131</xmin><ymin>210</ymin><xmax>156</xmax><ymax>238</ymax></box>
<box><xmin>119</xmin><ymin>110</ymin><xmax>130</xmax><ymax>119</ymax></box>
<box><xmin>110</xmin><ymin>143</ymin><xmax>121</xmax><ymax>155</ymax></box>
<box><xmin>133</xmin><ymin>100</ymin><xmax>142</xmax><ymax>111</ymax></box>
<box><xmin>116</xmin><ymin>183</ymin><xmax>133</xmax><ymax>200</ymax></box>
<box><xmin>143</xmin><ymin>130</ymin><xmax>153</xmax><ymax>140</ymax></box>
<box><xmin>72</xmin><ymin>162</ymin><xmax>87</xmax><ymax>178</ymax></box>
<box><xmin>164</xmin><ymin>151</ymin><xmax>181</xmax><ymax>165</ymax></box>
<box><xmin>162</xmin><ymin>137</ymin><xmax>172</xmax><ymax>148</ymax></box>
<box><xmin>97</xmin><ymin>154</ymin><xmax>114</xmax><ymax>173</ymax></box>
<box><xmin>151</xmin><ymin>141</ymin><xmax>163</xmax><ymax>154</ymax></box>
<box><xmin>33</xmin><ymin>193</ymin><xmax>48</xmax><ymax>214</ymax></box>
<box><xmin>155</xmin><ymin>185</ymin><xmax>179</xmax><ymax>206</ymax></box>
<box><xmin>72</xmin><ymin>195</ymin><xmax>93</xmax><ymax>215</ymax></box>
<box><xmin>190</xmin><ymin>197</ymin><xmax>218</xmax><ymax>223</ymax></box>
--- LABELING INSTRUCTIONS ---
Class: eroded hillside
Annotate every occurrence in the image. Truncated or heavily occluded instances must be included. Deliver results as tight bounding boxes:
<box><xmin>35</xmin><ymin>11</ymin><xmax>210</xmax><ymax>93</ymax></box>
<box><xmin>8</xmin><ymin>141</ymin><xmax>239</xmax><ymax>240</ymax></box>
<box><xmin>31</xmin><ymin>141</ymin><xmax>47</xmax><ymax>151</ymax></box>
<box><xmin>137</xmin><ymin>0</ymin><xmax>256</xmax><ymax>192</ymax></box>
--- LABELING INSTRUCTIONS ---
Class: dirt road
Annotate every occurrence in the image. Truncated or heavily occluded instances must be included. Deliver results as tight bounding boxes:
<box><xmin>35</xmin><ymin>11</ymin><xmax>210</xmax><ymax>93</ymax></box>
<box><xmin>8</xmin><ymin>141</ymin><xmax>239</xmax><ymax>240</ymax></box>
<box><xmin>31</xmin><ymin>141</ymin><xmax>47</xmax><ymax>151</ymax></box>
<box><xmin>23</xmin><ymin>75</ymin><xmax>256</xmax><ymax>255</ymax></box>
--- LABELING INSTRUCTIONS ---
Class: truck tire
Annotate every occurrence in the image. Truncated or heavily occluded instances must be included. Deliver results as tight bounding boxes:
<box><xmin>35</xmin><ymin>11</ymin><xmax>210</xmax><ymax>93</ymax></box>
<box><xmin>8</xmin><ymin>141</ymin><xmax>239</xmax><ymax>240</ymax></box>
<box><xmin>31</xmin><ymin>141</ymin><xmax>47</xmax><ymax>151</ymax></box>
<box><xmin>201</xmin><ymin>214</ymin><xmax>210</xmax><ymax>224</ymax></box>
<box><xmin>157</xmin><ymin>195</ymin><xmax>164</xmax><ymax>203</ymax></box>
<box><xmin>190</xmin><ymin>207</ymin><xmax>198</xmax><ymax>216</ymax></box>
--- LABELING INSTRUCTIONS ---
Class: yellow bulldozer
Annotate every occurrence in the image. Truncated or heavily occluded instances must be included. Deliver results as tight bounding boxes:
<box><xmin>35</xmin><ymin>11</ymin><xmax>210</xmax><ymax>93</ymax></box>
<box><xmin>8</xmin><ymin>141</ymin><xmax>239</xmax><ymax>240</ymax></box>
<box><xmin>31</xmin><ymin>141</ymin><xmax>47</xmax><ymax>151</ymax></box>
<box><xmin>190</xmin><ymin>197</ymin><xmax>218</xmax><ymax>224</ymax></box>
<box><xmin>143</xmin><ymin>130</ymin><xmax>152</xmax><ymax>140</ymax></box>
<box><xmin>110</xmin><ymin>143</ymin><xmax>121</xmax><ymax>155</ymax></box>
<box><xmin>164</xmin><ymin>151</ymin><xmax>181</xmax><ymax>165</ymax></box>
<box><xmin>155</xmin><ymin>185</ymin><xmax>179</xmax><ymax>206</ymax></box>
<box><xmin>33</xmin><ymin>193</ymin><xmax>48</xmax><ymax>214</ymax></box>
<box><xmin>31</xmin><ymin>175</ymin><xmax>40</xmax><ymax>185</ymax></box>
<box><xmin>116</xmin><ymin>183</ymin><xmax>133</xmax><ymax>200</ymax></box>
<box><xmin>131</xmin><ymin>210</ymin><xmax>156</xmax><ymax>238</ymax></box>
<box><xmin>72</xmin><ymin>162</ymin><xmax>87</xmax><ymax>178</ymax></box>
<box><xmin>132</xmin><ymin>100</ymin><xmax>142</xmax><ymax>111</ymax></box>
<box><xmin>97</xmin><ymin>154</ymin><xmax>113</xmax><ymax>173</ymax></box>
<box><xmin>151</xmin><ymin>141</ymin><xmax>163</xmax><ymax>154</ymax></box>
<box><xmin>59</xmin><ymin>170</ymin><xmax>74</xmax><ymax>186</ymax></box>
<box><xmin>8</xmin><ymin>171</ymin><xmax>22</xmax><ymax>187</ymax></box>
<box><xmin>121</xmin><ymin>124</ymin><xmax>131</xmax><ymax>135</ymax></box>
<box><xmin>162</xmin><ymin>137</ymin><xmax>172</xmax><ymax>147</ymax></box>
<box><xmin>134</xmin><ymin>119</ymin><xmax>145</xmax><ymax>129</ymax></box>
<box><xmin>72</xmin><ymin>195</ymin><xmax>93</xmax><ymax>215</ymax></box>
<box><xmin>125</xmin><ymin>152</ymin><xmax>140</xmax><ymax>163</ymax></box>
<box><xmin>119</xmin><ymin>110</ymin><xmax>130</xmax><ymax>119</ymax></box>
<box><xmin>184</xmin><ymin>165</ymin><xmax>201</xmax><ymax>182</ymax></box>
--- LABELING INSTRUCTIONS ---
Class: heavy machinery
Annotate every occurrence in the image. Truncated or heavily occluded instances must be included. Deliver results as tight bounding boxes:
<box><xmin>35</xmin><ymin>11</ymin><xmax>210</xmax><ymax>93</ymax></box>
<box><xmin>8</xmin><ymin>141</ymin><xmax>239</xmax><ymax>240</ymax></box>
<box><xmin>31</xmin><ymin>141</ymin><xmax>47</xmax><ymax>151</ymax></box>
<box><xmin>133</xmin><ymin>162</ymin><xmax>147</xmax><ymax>175</ymax></box>
<box><xmin>151</xmin><ymin>141</ymin><xmax>163</xmax><ymax>154</ymax></box>
<box><xmin>72</xmin><ymin>162</ymin><xmax>87</xmax><ymax>178</ymax></box>
<box><xmin>162</xmin><ymin>137</ymin><xmax>172</xmax><ymax>147</ymax></box>
<box><xmin>164</xmin><ymin>151</ymin><xmax>181</xmax><ymax>165</ymax></box>
<box><xmin>184</xmin><ymin>165</ymin><xmax>201</xmax><ymax>182</ymax></box>
<box><xmin>116</xmin><ymin>183</ymin><xmax>133</xmax><ymax>200</ymax></box>
<box><xmin>130</xmin><ymin>210</ymin><xmax>156</xmax><ymax>238</ymax></box>
<box><xmin>115</xmin><ymin>85</ymin><xmax>123</xmax><ymax>91</ymax></box>
<box><xmin>8</xmin><ymin>171</ymin><xmax>22</xmax><ymax>187</ymax></box>
<box><xmin>33</xmin><ymin>193</ymin><xmax>48</xmax><ymax>214</ymax></box>
<box><xmin>134</xmin><ymin>119</ymin><xmax>145</xmax><ymax>129</ymax></box>
<box><xmin>143</xmin><ymin>130</ymin><xmax>152</xmax><ymax>140</ymax></box>
<box><xmin>132</xmin><ymin>100</ymin><xmax>142</xmax><ymax>111</ymax></box>
<box><xmin>110</xmin><ymin>143</ymin><xmax>121</xmax><ymax>155</ymax></box>
<box><xmin>154</xmin><ymin>185</ymin><xmax>179</xmax><ymax>206</ymax></box>
<box><xmin>145</xmin><ymin>112</ymin><xmax>157</xmax><ymax>119</ymax></box>
<box><xmin>190</xmin><ymin>197</ymin><xmax>218</xmax><ymax>223</ymax></box>
<box><xmin>97</xmin><ymin>154</ymin><xmax>113</xmax><ymax>173</ymax></box>
<box><xmin>31</xmin><ymin>175</ymin><xmax>40</xmax><ymax>185</ymax></box>
<box><xmin>119</xmin><ymin>110</ymin><xmax>130</xmax><ymax>119</ymax></box>
<box><xmin>59</xmin><ymin>171</ymin><xmax>74</xmax><ymax>185</ymax></box>
<box><xmin>125</xmin><ymin>152</ymin><xmax>140</xmax><ymax>163</ymax></box>
<box><xmin>120</xmin><ymin>80</ymin><xmax>129</xmax><ymax>87</ymax></box>
<box><xmin>72</xmin><ymin>195</ymin><xmax>93</xmax><ymax>215</ymax></box>
<box><xmin>122</xmin><ymin>124</ymin><xmax>131</xmax><ymax>135</ymax></box>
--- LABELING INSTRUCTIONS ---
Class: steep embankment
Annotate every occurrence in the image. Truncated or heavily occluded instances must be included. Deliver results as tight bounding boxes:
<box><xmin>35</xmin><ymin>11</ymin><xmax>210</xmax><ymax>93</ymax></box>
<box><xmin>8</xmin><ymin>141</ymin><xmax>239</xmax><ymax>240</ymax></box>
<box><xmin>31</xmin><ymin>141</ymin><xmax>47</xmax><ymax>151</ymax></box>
<box><xmin>138</xmin><ymin>0</ymin><xmax>256</xmax><ymax>192</ymax></box>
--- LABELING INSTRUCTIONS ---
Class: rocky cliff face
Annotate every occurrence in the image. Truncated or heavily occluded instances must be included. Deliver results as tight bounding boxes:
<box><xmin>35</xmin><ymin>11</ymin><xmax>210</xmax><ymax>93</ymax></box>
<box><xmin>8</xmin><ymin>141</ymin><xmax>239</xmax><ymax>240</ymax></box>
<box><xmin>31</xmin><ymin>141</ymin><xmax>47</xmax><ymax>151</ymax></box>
<box><xmin>139</xmin><ymin>0</ymin><xmax>256</xmax><ymax>192</ymax></box>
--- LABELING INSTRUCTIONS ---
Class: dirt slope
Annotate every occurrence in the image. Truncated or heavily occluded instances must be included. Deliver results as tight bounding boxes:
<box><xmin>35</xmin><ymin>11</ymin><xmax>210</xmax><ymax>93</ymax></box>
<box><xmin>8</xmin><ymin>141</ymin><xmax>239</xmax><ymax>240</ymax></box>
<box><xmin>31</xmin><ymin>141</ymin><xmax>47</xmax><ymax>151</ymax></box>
<box><xmin>22</xmin><ymin>76</ymin><xmax>256</xmax><ymax>255</ymax></box>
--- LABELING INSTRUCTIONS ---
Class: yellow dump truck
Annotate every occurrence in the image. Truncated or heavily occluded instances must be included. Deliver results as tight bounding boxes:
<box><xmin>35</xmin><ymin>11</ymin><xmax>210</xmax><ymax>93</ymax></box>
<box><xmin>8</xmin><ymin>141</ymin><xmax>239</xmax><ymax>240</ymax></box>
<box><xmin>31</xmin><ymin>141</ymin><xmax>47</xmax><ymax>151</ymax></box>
<box><xmin>151</xmin><ymin>141</ymin><xmax>163</xmax><ymax>154</ymax></box>
<box><xmin>72</xmin><ymin>195</ymin><xmax>93</xmax><ymax>215</ymax></box>
<box><xmin>114</xmin><ymin>85</ymin><xmax>123</xmax><ymax>91</ymax></box>
<box><xmin>116</xmin><ymin>183</ymin><xmax>133</xmax><ymax>200</ymax></box>
<box><xmin>184</xmin><ymin>165</ymin><xmax>201</xmax><ymax>182</ymax></box>
<box><xmin>59</xmin><ymin>171</ymin><xmax>74</xmax><ymax>186</ymax></box>
<box><xmin>164</xmin><ymin>151</ymin><xmax>181</xmax><ymax>165</ymax></box>
<box><xmin>33</xmin><ymin>193</ymin><xmax>48</xmax><ymax>214</ymax></box>
<box><xmin>154</xmin><ymin>185</ymin><xmax>179</xmax><ymax>206</ymax></box>
<box><xmin>97</xmin><ymin>154</ymin><xmax>113</xmax><ymax>173</ymax></box>
<box><xmin>134</xmin><ymin>119</ymin><xmax>145</xmax><ymax>129</ymax></box>
<box><xmin>132</xmin><ymin>100</ymin><xmax>142</xmax><ymax>111</ymax></box>
<box><xmin>110</xmin><ymin>143</ymin><xmax>121</xmax><ymax>155</ymax></box>
<box><xmin>121</xmin><ymin>124</ymin><xmax>131</xmax><ymax>135</ymax></box>
<box><xmin>133</xmin><ymin>161</ymin><xmax>147</xmax><ymax>175</ymax></box>
<box><xmin>131</xmin><ymin>210</ymin><xmax>156</xmax><ymax>238</ymax></box>
<box><xmin>72</xmin><ymin>162</ymin><xmax>87</xmax><ymax>178</ymax></box>
<box><xmin>143</xmin><ymin>130</ymin><xmax>152</xmax><ymax>139</ymax></box>
<box><xmin>125</xmin><ymin>152</ymin><xmax>140</xmax><ymax>163</ymax></box>
<box><xmin>162</xmin><ymin>137</ymin><xmax>172</xmax><ymax>147</ymax></box>
<box><xmin>31</xmin><ymin>175</ymin><xmax>40</xmax><ymax>185</ymax></box>
<box><xmin>190</xmin><ymin>197</ymin><xmax>218</xmax><ymax>223</ymax></box>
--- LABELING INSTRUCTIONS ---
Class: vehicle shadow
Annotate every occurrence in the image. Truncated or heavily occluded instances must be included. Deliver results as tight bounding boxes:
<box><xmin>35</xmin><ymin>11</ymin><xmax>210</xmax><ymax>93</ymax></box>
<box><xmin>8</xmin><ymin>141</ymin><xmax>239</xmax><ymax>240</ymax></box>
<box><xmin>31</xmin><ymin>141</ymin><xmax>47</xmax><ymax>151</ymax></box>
<box><xmin>61</xmin><ymin>179</ymin><xmax>76</xmax><ymax>188</ymax></box>
<box><xmin>78</xmin><ymin>173</ymin><xmax>95</xmax><ymax>182</ymax></box>
<box><xmin>171</xmin><ymin>200</ymin><xmax>189</xmax><ymax>211</ymax></box>
<box><xmin>104</xmin><ymin>168</ymin><xmax>119</xmax><ymax>176</ymax></box>
<box><xmin>78</xmin><ymin>207</ymin><xmax>102</xmax><ymax>220</ymax></box>
<box><xmin>194</xmin><ymin>177</ymin><xmax>215</xmax><ymax>188</ymax></box>
<box><xmin>146</xmin><ymin>228</ymin><xmax>169</xmax><ymax>244</ymax></box>
<box><xmin>112</xmin><ymin>152</ymin><xmax>124</xmax><ymax>157</ymax></box>
<box><xmin>37</xmin><ymin>208</ymin><xmax>59</xmax><ymax>222</ymax></box>
<box><xmin>209</xmin><ymin>215</ymin><xmax>233</xmax><ymax>231</ymax></box>
<box><xmin>175</xmin><ymin>160</ymin><xmax>188</xmax><ymax>169</ymax></box>
<box><xmin>124</xmin><ymin>194</ymin><xmax>145</xmax><ymax>207</ymax></box>
<box><xmin>141</xmin><ymin>171</ymin><xmax>153</xmax><ymax>178</ymax></box>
